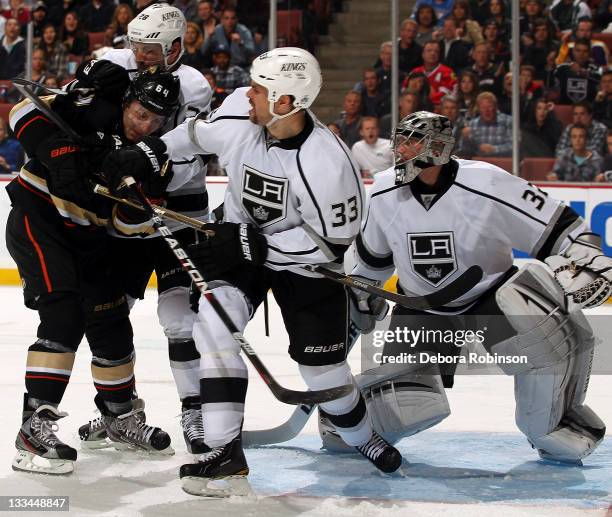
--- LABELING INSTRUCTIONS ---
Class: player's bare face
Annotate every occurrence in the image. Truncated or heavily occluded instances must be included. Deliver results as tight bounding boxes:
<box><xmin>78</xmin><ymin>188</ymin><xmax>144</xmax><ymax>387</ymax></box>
<box><xmin>123</xmin><ymin>100</ymin><xmax>166</xmax><ymax>142</ymax></box>
<box><xmin>131</xmin><ymin>42</ymin><xmax>165</xmax><ymax>71</ymax></box>
<box><xmin>246</xmin><ymin>82</ymin><xmax>273</xmax><ymax>125</ymax></box>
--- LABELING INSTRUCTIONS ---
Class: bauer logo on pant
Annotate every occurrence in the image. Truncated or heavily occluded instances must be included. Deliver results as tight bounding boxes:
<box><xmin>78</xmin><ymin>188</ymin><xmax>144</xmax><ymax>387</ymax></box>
<box><xmin>408</xmin><ymin>232</ymin><xmax>457</xmax><ymax>286</ymax></box>
<box><xmin>241</xmin><ymin>166</ymin><xmax>288</xmax><ymax>228</ymax></box>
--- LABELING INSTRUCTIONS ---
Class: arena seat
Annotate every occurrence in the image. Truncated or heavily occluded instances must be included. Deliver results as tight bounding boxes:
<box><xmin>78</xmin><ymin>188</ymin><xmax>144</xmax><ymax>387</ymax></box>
<box><xmin>521</xmin><ymin>157</ymin><xmax>556</xmax><ymax>181</ymax></box>
<box><xmin>553</xmin><ymin>104</ymin><xmax>574</xmax><ymax>127</ymax></box>
<box><xmin>0</xmin><ymin>103</ymin><xmax>15</xmax><ymax>123</ymax></box>
<box><xmin>88</xmin><ymin>32</ymin><xmax>107</xmax><ymax>53</ymax></box>
<box><xmin>277</xmin><ymin>10</ymin><xmax>302</xmax><ymax>46</ymax></box>
<box><xmin>471</xmin><ymin>156</ymin><xmax>514</xmax><ymax>174</ymax></box>
<box><xmin>593</xmin><ymin>32</ymin><xmax>612</xmax><ymax>54</ymax></box>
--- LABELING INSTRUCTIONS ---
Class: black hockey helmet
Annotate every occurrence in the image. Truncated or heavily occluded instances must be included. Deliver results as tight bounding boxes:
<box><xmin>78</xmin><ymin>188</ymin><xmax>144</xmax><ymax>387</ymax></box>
<box><xmin>124</xmin><ymin>69</ymin><xmax>181</xmax><ymax>118</ymax></box>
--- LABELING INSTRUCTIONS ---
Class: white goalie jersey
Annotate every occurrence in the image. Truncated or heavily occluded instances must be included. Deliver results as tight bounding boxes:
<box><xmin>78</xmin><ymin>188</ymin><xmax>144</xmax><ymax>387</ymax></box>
<box><xmin>353</xmin><ymin>159</ymin><xmax>589</xmax><ymax>313</ymax></box>
<box><xmin>162</xmin><ymin>87</ymin><xmax>365</xmax><ymax>275</ymax></box>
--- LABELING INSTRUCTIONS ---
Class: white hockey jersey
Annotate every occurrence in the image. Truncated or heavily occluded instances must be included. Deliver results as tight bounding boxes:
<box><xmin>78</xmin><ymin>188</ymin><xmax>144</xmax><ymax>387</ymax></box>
<box><xmin>101</xmin><ymin>49</ymin><xmax>212</xmax><ymax>226</ymax></box>
<box><xmin>353</xmin><ymin>159</ymin><xmax>589</xmax><ymax>313</ymax></box>
<box><xmin>162</xmin><ymin>88</ymin><xmax>365</xmax><ymax>275</ymax></box>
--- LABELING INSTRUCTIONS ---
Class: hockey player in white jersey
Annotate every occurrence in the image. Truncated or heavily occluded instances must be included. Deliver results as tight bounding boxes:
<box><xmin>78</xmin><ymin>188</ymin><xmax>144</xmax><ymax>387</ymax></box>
<box><xmin>77</xmin><ymin>3</ymin><xmax>213</xmax><ymax>455</ymax></box>
<box><xmin>330</xmin><ymin>111</ymin><xmax>609</xmax><ymax>464</ymax></box>
<box><xmin>101</xmin><ymin>47</ymin><xmax>404</xmax><ymax>496</ymax></box>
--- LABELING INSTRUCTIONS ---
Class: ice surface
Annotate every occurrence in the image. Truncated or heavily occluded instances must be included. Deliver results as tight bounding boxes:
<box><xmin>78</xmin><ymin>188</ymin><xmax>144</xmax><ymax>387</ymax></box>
<box><xmin>0</xmin><ymin>286</ymin><xmax>610</xmax><ymax>516</ymax></box>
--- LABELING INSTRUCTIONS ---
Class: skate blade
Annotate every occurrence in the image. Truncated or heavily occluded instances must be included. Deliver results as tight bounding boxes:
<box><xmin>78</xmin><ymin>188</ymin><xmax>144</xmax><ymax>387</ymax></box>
<box><xmin>80</xmin><ymin>437</ymin><xmax>113</xmax><ymax>450</ymax></box>
<box><xmin>181</xmin><ymin>475</ymin><xmax>252</xmax><ymax>498</ymax></box>
<box><xmin>12</xmin><ymin>450</ymin><xmax>74</xmax><ymax>475</ymax></box>
<box><xmin>111</xmin><ymin>441</ymin><xmax>175</xmax><ymax>456</ymax></box>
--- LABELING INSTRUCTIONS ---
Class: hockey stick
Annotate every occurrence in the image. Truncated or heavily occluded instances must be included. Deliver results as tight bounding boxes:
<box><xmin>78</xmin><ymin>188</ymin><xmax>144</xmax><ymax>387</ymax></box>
<box><xmin>94</xmin><ymin>185</ymin><xmax>483</xmax><ymax>311</ymax></box>
<box><xmin>118</xmin><ymin>178</ymin><xmax>353</xmax><ymax>406</ymax></box>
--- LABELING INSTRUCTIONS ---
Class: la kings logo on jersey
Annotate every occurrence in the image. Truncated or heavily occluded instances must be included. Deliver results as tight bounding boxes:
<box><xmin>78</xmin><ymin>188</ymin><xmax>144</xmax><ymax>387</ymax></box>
<box><xmin>242</xmin><ymin>165</ymin><xmax>288</xmax><ymax>227</ymax></box>
<box><xmin>408</xmin><ymin>232</ymin><xmax>457</xmax><ymax>286</ymax></box>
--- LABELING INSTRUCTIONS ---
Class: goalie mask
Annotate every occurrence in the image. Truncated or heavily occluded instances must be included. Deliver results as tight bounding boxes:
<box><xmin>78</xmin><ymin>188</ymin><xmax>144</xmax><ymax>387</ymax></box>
<box><xmin>391</xmin><ymin>111</ymin><xmax>455</xmax><ymax>184</ymax></box>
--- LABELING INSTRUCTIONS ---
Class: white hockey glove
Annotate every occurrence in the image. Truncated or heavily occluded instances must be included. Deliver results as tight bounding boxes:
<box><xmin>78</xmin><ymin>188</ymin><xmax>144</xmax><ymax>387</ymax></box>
<box><xmin>349</xmin><ymin>277</ymin><xmax>390</xmax><ymax>334</ymax></box>
<box><xmin>545</xmin><ymin>233</ymin><xmax>612</xmax><ymax>311</ymax></box>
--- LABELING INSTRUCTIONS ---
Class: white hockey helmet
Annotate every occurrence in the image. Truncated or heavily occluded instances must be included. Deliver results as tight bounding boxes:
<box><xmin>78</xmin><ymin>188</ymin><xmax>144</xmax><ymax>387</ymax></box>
<box><xmin>128</xmin><ymin>3</ymin><xmax>186</xmax><ymax>69</ymax></box>
<box><xmin>250</xmin><ymin>47</ymin><xmax>322</xmax><ymax>126</ymax></box>
<box><xmin>391</xmin><ymin>111</ymin><xmax>455</xmax><ymax>184</ymax></box>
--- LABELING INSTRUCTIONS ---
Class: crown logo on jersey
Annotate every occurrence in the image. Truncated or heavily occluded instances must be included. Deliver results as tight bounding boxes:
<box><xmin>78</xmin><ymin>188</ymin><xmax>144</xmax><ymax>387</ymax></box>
<box><xmin>252</xmin><ymin>206</ymin><xmax>270</xmax><ymax>221</ymax></box>
<box><xmin>425</xmin><ymin>264</ymin><xmax>442</xmax><ymax>280</ymax></box>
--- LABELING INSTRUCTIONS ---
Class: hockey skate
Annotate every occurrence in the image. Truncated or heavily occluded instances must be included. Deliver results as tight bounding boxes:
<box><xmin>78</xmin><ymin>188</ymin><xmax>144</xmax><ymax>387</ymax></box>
<box><xmin>13</xmin><ymin>396</ymin><xmax>77</xmax><ymax>475</ymax></box>
<box><xmin>356</xmin><ymin>431</ymin><xmax>403</xmax><ymax>473</ymax></box>
<box><xmin>180</xmin><ymin>435</ymin><xmax>251</xmax><ymax>497</ymax></box>
<box><xmin>96</xmin><ymin>396</ymin><xmax>174</xmax><ymax>455</ymax></box>
<box><xmin>180</xmin><ymin>396</ymin><xmax>209</xmax><ymax>454</ymax></box>
<box><xmin>78</xmin><ymin>414</ymin><xmax>111</xmax><ymax>449</ymax></box>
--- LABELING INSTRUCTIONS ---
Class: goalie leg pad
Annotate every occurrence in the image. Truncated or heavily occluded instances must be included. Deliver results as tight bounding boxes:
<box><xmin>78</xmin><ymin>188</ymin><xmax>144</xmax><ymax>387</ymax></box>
<box><xmin>492</xmin><ymin>263</ymin><xmax>593</xmax><ymax>375</ymax></box>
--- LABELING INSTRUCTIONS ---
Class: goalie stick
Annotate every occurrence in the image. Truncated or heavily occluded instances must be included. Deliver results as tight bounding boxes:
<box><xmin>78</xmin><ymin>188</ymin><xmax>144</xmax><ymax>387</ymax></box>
<box><xmin>94</xmin><ymin>185</ymin><xmax>484</xmax><ymax>311</ymax></box>
<box><xmin>15</xmin><ymin>83</ymin><xmax>351</xmax><ymax>407</ymax></box>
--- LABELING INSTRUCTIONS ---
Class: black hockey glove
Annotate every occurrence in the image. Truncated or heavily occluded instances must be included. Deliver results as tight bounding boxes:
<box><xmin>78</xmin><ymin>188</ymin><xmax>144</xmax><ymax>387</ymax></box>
<box><xmin>75</xmin><ymin>59</ymin><xmax>130</xmax><ymax>102</ymax></box>
<box><xmin>188</xmin><ymin>222</ymin><xmax>268</xmax><ymax>279</ymax></box>
<box><xmin>37</xmin><ymin>134</ymin><xmax>95</xmax><ymax>207</ymax></box>
<box><xmin>348</xmin><ymin>278</ymin><xmax>389</xmax><ymax>334</ymax></box>
<box><xmin>102</xmin><ymin>136</ymin><xmax>173</xmax><ymax>197</ymax></box>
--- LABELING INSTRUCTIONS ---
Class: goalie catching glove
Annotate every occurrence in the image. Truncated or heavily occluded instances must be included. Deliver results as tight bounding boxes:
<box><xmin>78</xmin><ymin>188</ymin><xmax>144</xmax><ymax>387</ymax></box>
<box><xmin>349</xmin><ymin>277</ymin><xmax>389</xmax><ymax>334</ymax></box>
<box><xmin>545</xmin><ymin>233</ymin><xmax>612</xmax><ymax>311</ymax></box>
<box><xmin>188</xmin><ymin>222</ymin><xmax>268</xmax><ymax>279</ymax></box>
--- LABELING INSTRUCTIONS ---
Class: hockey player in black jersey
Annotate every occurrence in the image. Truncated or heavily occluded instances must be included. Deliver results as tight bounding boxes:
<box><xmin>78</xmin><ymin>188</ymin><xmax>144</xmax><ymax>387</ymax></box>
<box><xmin>6</xmin><ymin>66</ymin><xmax>180</xmax><ymax>474</ymax></box>
<box><xmin>101</xmin><ymin>47</ymin><xmax>403</xmax><ymax>496</ymax></box>
<box><xmin>329</xmin><ymin>111</ymin><xmax>610</xmax><ymax>464</ymax></box>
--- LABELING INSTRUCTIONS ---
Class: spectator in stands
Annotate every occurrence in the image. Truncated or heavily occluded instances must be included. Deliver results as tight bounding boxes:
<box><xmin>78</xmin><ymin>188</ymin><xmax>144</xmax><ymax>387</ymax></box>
<box><xmin>411</xmin><ymin>0</ymin><xmax>455</xmax><ymax>26</ymax></box>
<box><xmin>449</xmin><ymin>0</ymin><xmax>483</xmax><ymax>46</ymax></box>
<box><xmin>594</xmin><ymin>0</ymin><xmax>612</xmax><ymax>32</ymax></box>
<box><xmin>437</xmin><ymin>16</ymin><xmax>472</xmax><ymax>71</ymax></box>
<box><xmin>210</xmin><ymin>42</ymin><xmax>249</xmax><ymax>93</ymax></box>
<box><xmin>483</xmin><ymin>19</ymin><xmax>510</xmax><ymax>69</ymax></box>
<box><xmin>175</xmin><ymin>0</ymin><xmax>198</xmax><ymax>23</ymax></box>
<box><xmin>2</xmin><ymin>0</ymin><xmax>29</xmax><ymax>37</ymax></box>
<box><xmin>497</xmin><ymin>72</ymin><xmax>534</xmax><ymax>119</ymax></box>
<box><xmin>402</xmin><ymin>70</ymin><xmax>435</xmax><ymax>111</ymax></box>
<box><xmin>196</xmin><ymin>0</ymin><xmax>217</xmax><ymax>44</ymax></box>
<box><xmin>414</xmin><ymin>4</ymin><xmax>439</xmax><ymax>46</ymax></box>
<box><xmin>31</xmin><ymin>2</ymin><xmax>48</xmax><ymax>44</ymax></box>
<box><xmin>469</xmin><ymin>42</ymin><xmax>503</xmax><ymax>97</ymax></box>
<box><xmin>409</xmin><ymin>40</ymin><xmax>456</xmax><ymax>106</ymax></box>
<box><xmin>556</xmin><ymin>18</ymin><xmax>609</xmax><ymax>68</ymax></box>
<box><xmin>37</xmin><ymin>23</ymin><xmax>68</xmax><ymax>80</ymax></box>
<box><xmin>556</xmin><ymin>100</ymin><xmax>608</xmax><ymax>157</ymax></box>
<box><xmin>549</xmin><ymin>0</ymin><xmax>592</xmax><ymax>33</ymax></box>
<box><xmin>521</xmin><ymin>17</ymin><xmax>561</xmax><ymax>82</ymax></box>
<box><xmin>594</xmin><ymin>69</ymin><xmax>612</xmax><ymax>128</ymax></box>
<box><xmin>252</xmin><ymin>26</ymin><xmax>268</xmax><ymax>56</ymax></box>
<box><xmin>468</xmin><ymin>0</ymin><xmax>493</xmax><ymax>27</ymax></box>
<box><xmin>461</xmin><ymin>91</ymin><xmax>513</xmax><ymax>157</ymax></box>
<box><xmin>61</xmin><ymin>11</ymin><xmax>89</xmax><ymax>56</ymax></box>
<box><xmin>183</xmin><ymin>22</ymin><xmax>207</xmax><ymax>71</ymax></box>
<box><xmin>327</xmin><ymin>123</ymin><xmax>342</xmax><ymax>138</ymax></box>
<box><xmin>0</xmin><ymin>17</ymin><xmax>25</xmax><ymax>80</ymax></box>
<box><xmin>44</xmin><ymin>75</ymin><xmax>59</xmax><ymax>89</ymax></box>
<box><xmin>456</xmin><ymin>69</ymin><xmax>480</xmax><ymax>121</ymax></box>
<box><xmin>375</xmin><ymin>41</ymin><xmax>406</xmax><ymax>99</ymax></box>
<box><xmin>334</xmin><ymin>90</ymin><xmax>363</xmax><ymax>148</ymax></box>
<box><xmin>521</xmin><ymin>98</ymin><xmax>563</xmax><ymax>158</ymax></box>
<box><xmin>202</xmin><ymin>7</ymin><xmax>254</xmax><ymax>68</ymax></box>
<box><xmin>359</xmin><ymin>68</ymin><xmax>389</xmax><ymax>118</ymax></box>
<box><xmin>395</xmin><ymin>19</ymin><xmax>424</xmax><ymax>73</ymax></box>
<box><xmin>595</xmin><ymin>129</ymin><xmax>612</xmax><ymax>181</ymax></box>
<box><xmin>105</xmin><ymin>4</ymin><xmax>133</xmax><ymax>47</ymax></box>
<box><xmin>550</xmin><ymin>123</ymin><xmax>603</xmax><ymax>181</ymax></box>
<box><xmin>487</xmin><ymin>0</ymin><xmax>511</xmax><ymax>40</ymax></box>
<box><xmin>520</xmin><ymin>0</ymin><xmax>548</xmax><ymax>37</ymax></box>
<box><xmin>351</xmin><ymin>116</ymin><xmax>394</xmax><ymax>179</ymax></box>
<box><xmin>554</xmin><ymin>38</ymin><xmax>601</xmax><ymax>104</ymax></box>
<box><xmin>21</xmin><ymin>47</ymin><xmax>48</xmax><ymax>91</ymax></box>
<box><xmin>0</xmin><ymin>117</ymin><xmax>22</xmax><ymax>173</ymax></box>
<box><xmin>202</xmin><ymin>68</ymin><xmax>228</xmax><ymax>110</ymax></box>
<box><xmin>79</xmin><ymin>0</ymin><xmax>115</xmax><ymax>33</ymax></box>
<box><xmin>439</xmin><ymin>94</ymin><xmax>465</xmax><ymax>143</ymax></box>
<box><xmin>520</xmin><ymin>65</ymin><xmax>545</xmax><ymax>101</ymax></box>
<box><xmin>379</xmin><ymin>91</ymin><xmax>422</xmax><ymax>139</ymax></box>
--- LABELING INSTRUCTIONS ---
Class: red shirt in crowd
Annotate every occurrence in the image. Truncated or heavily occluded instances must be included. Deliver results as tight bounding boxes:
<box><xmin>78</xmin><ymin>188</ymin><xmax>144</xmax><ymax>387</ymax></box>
<box><xmin>406</xmin><ymin>63</ymin><xmax>457</xmax><ymax>105</ymax></box>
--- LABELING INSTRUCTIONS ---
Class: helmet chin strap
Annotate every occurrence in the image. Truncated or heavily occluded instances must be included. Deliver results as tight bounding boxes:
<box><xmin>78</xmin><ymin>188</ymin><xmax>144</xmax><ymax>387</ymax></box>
<box><xmin>265</xmin><ymin>100</ymin><xmax>301</xmax><ymax>128</ymax></box>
